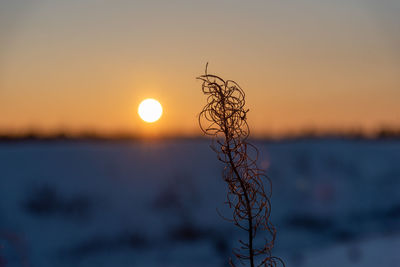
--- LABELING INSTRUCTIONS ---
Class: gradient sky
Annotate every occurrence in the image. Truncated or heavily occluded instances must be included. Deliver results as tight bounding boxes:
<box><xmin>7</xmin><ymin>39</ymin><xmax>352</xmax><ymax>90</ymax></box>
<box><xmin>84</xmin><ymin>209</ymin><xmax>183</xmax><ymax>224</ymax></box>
<box><xmin>1</xmin><ymin>0</ymin><xmax>399</xmax><ymax>137</ymax></box>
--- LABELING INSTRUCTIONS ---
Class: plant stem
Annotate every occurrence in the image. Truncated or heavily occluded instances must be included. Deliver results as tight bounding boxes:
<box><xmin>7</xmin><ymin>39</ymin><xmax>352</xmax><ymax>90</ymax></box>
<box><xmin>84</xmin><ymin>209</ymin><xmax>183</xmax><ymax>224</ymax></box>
<box><xmin>227</xmin><ymin>150</ymin><xmax>255</xmax><ymax>267</ymax></box>
<box><xmin>219</xmin><ymin>88</ymin><xmax>255</xmax><ymax>267</ymax></box>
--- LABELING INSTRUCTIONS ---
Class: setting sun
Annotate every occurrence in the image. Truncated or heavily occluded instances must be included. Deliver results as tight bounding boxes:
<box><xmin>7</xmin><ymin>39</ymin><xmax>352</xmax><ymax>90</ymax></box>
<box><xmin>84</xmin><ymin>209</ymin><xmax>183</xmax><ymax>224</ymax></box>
<box><xmin>138</xmin><ymin>98</ymin><xmax>163</xmax><ymax>123</ymax></box>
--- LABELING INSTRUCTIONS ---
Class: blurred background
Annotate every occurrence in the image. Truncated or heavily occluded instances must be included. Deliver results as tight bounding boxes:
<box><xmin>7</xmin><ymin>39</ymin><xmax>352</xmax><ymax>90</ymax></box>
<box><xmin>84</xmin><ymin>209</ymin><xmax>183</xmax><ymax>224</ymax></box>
<box><xmin>1</xmin><ymin>0</ymin><xmax>399</xmax><ymax>266</ymax></box>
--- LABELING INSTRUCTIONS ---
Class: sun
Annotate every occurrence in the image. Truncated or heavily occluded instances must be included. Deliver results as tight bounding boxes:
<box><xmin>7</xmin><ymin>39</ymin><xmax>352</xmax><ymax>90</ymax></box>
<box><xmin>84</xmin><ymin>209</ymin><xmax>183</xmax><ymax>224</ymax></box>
<box><xmin>138</xmin><ymin>98</ymin><xmax>163</xmax><ymax>123</ymax></box>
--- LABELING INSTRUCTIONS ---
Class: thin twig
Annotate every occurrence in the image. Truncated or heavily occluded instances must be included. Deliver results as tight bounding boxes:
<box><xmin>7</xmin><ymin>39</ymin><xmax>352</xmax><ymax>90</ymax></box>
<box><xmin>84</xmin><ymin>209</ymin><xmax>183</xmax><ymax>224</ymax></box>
<box><xmin>198</xmin><ymin>64</ymin><xmax>284</xmax><ymax>267</ymax></box>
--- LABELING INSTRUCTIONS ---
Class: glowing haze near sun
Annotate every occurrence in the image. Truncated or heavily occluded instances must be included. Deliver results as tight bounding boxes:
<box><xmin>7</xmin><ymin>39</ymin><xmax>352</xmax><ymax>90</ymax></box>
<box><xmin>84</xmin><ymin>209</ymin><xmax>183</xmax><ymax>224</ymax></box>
<box><xmin>138</xmin><ymin>99</ymin><xmax>163</xmax><ymax>123</ymax></box>
<box><xmin>0</xmin><ymin>1</ymin><xmax>399</xmax><ymax>136</ymax></box>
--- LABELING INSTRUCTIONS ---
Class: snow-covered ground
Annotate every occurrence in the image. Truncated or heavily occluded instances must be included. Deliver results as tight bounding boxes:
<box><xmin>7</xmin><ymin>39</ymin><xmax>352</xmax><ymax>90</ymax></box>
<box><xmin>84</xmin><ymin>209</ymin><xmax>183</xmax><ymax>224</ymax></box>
<box><xmin>0</xmin><ymin>139</ymin><xmax>399</xmax><ymax>266</ymax></box>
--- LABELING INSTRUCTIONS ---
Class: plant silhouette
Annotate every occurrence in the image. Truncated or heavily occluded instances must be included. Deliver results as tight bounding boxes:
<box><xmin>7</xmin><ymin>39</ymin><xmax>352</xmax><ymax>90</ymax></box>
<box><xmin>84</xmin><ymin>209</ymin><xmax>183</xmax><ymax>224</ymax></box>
<box><xmin>198</xmin><ymin>64</ymin><xmax>284</xmax><ymax>267</ymax></box>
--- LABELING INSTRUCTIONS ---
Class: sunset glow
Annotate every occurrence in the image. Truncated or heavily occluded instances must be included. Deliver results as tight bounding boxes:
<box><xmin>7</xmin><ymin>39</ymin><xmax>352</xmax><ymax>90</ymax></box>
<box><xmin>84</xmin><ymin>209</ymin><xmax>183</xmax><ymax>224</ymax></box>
<box><xmin>138</xmin><ymin>99</ymin><xmax>163</xmax><ymax>123</ymax></box>
<box><xmin>0</xmin><ymin>1</ymin><xmax>399</xmax><ymax>137</ymax></box>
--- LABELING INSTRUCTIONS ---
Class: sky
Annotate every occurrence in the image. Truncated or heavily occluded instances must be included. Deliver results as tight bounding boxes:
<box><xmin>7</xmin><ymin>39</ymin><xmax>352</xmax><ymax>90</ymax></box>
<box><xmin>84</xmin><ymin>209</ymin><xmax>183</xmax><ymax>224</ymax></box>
<box><xmin>0</xmin><ymin>0</ymin><xmax>399</xmax><ymax>137</ymax></box>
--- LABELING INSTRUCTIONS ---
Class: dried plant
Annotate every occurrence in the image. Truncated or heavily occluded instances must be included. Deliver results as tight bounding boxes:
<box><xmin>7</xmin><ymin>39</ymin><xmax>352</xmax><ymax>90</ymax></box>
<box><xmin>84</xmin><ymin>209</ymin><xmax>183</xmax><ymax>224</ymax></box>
<box><xmin>197</xmin><ymin>64</ymin><xmax>284</xmax><ymax>267</ymax></box>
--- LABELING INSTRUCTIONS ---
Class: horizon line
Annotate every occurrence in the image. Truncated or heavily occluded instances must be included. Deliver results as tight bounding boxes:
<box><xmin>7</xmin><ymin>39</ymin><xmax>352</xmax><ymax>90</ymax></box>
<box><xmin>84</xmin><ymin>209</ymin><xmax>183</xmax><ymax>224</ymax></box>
<box><xmin>1</xmin><ymin>127</ymin><xmax>400</xmax><ymax>142</ymax></box>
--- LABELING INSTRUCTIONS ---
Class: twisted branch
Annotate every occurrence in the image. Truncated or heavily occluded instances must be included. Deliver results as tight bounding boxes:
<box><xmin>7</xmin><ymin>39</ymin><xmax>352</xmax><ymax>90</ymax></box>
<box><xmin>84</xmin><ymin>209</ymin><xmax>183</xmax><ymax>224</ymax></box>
<box><xmin>198</xmin><ymin>64</ymin><xmax>284</xmax><ymax>267</ymax></box>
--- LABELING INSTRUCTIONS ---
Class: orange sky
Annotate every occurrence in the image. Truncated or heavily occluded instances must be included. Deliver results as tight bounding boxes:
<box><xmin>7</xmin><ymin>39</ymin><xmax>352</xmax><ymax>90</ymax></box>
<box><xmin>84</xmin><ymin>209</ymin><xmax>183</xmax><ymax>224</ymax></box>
<box><xmin>1</xmin><ymin>0</ymin><xmax>399</xmax><ymax>137</ymax></box>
